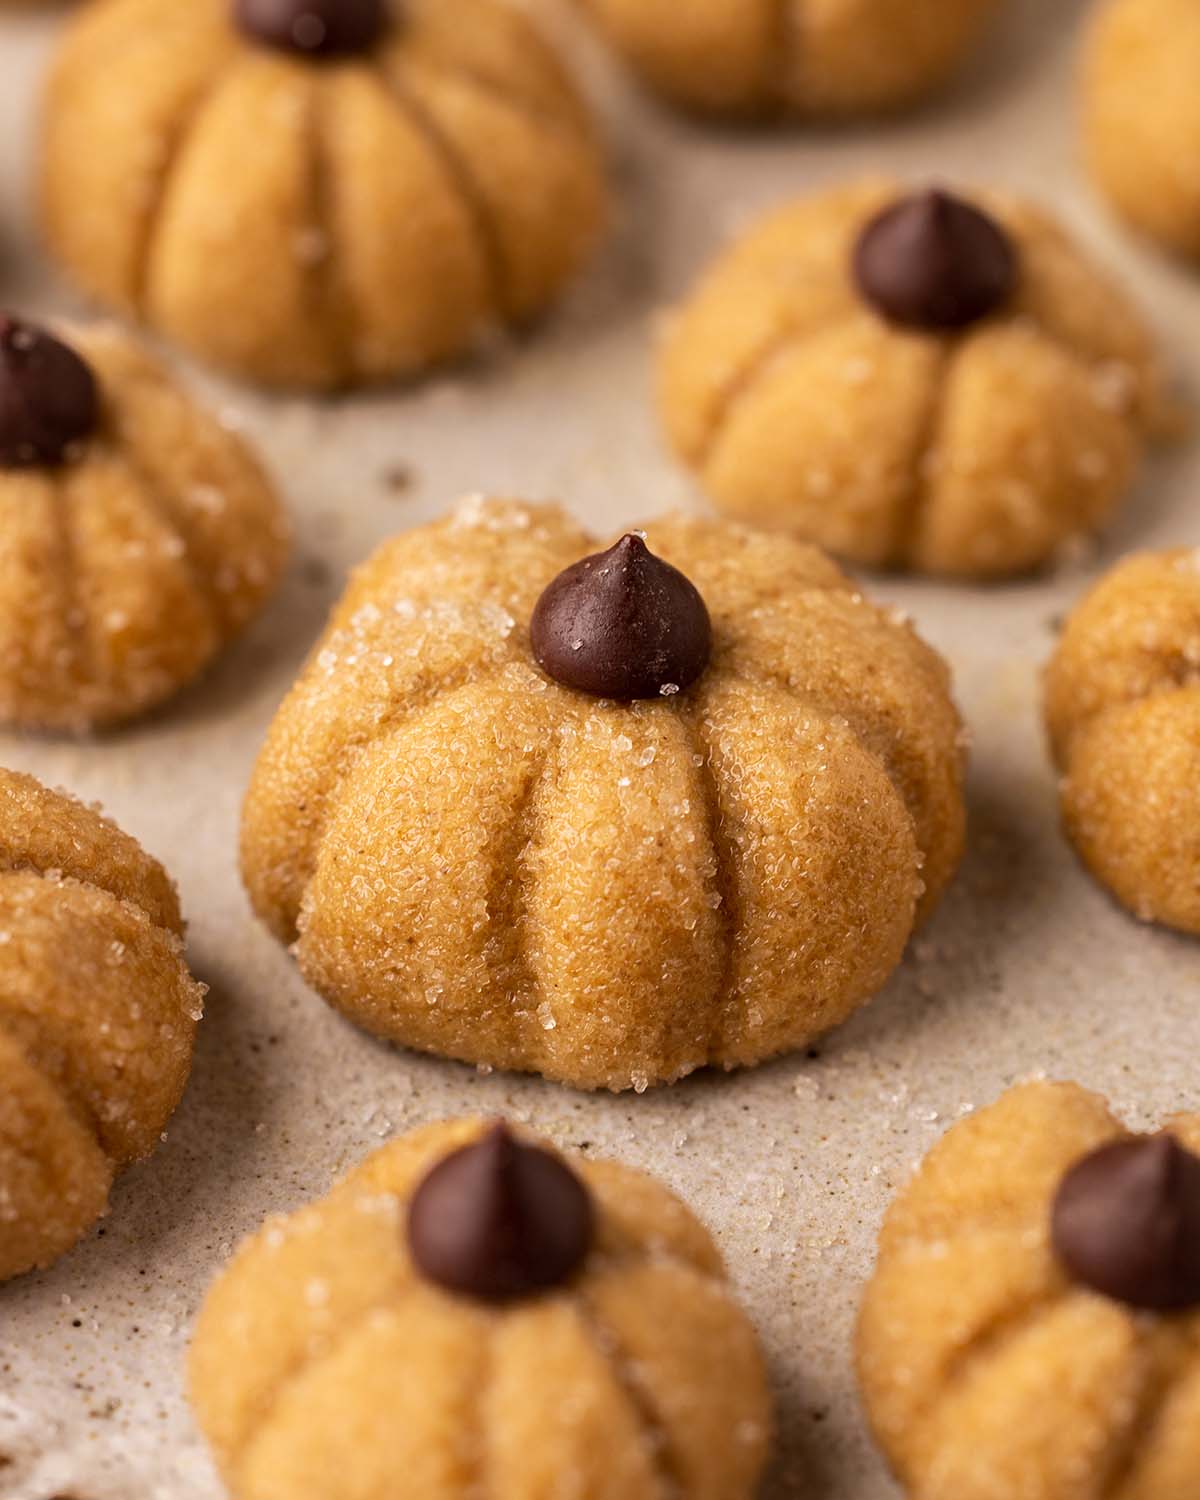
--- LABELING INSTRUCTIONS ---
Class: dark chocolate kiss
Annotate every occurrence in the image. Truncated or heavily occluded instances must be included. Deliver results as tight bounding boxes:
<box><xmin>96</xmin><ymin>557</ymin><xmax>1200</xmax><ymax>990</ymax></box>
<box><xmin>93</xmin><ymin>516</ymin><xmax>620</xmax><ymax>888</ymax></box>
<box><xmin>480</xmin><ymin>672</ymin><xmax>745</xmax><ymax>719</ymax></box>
<box><xmin>233</xmin><ymin>0</ymin><xmax>388</xmax><ymax>57</ymax></box>
<box><xmin>530</xmin><ymin>534</ymin><xmax>712</xmax><ymax>700</ymax></box>
<box><xmin>853</xmin><ymin>189</ymin><xmax>1018</xmax><ymax>332</ymax></box>
<box><xmin>0</xmin><ymin>315</ymin><xmax>99</xmax><ymax>470</ymax></box>
<box><xmin>1052</xmin><ymin>1134</ymin><xmax>1200</xmax><ymax>1312</ymax></box>
<box><xmin>407</xmin><ymin>1124</ymin><xmax>594</xmax><ymax>1303</ymax></box>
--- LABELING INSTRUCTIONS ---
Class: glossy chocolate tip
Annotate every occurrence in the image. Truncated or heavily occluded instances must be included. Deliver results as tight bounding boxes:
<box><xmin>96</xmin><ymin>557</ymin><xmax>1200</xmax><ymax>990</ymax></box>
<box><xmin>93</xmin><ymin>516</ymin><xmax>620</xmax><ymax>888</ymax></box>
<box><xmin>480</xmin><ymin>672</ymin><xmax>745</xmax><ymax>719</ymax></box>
<box><xmin>0</xmin><ymin>315</ymin><xmax>99</xmax><ymax>470</ymax></box>
<box><xmin>233</xmin><ymin>0</ymin><xmax>390</xmax><ymax>58</ymax></box>
<box><xmin>530</xmin><ymin>533</ymin><xmax>713</xmax><ymax>700</ymax></box>
<box><xmin>853</xmin><ymin>189</ymin><xmax>1018</xmax><ymax>332</ymax></box>
<box><xmin>407</xmin><ymin>1123</ymin><xmax>595</xmax><ymax>1303</ymax></box>
<box><xmin>1052</xmin><ymin>1133</ymin><xmax>1200</xmax><ymax>1312</ymax></box>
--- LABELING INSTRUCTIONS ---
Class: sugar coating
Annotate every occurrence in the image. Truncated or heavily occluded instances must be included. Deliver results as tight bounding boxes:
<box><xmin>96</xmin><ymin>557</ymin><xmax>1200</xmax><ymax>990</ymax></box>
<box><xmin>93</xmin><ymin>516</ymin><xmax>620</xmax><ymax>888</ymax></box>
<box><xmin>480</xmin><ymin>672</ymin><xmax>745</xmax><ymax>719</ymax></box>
<box><xmin>241</xmin><ymin>496</ymin><xmax>966</xmax><ymax>1091</ymax></box>
<box><xmin>40</xmin><ymin>0</ymin><xmax>608</xmax><ymax>390</ymax></box>
<box><xmin>0</xmin><ymin>321</ymin><xmax>289</xmax><ymax>732</ymax></box>
<box><xmin>659</xmin><ymin>179</ymin><xmax>1164</xmax><ymax>580</ymax></box>
<box><xmin>1082</xmin><ymin>0</ymin><xmax>1200</xmax><ymax>260</ymax></box>
<box><xmin>577</xmin><ymin>0</ymin><xmax>998</xmax><ymax>119</ymax></box>
<box><xmin>1045</xmin><ymin>549</ymin><xmax>1200</xmax><ymax>934</ymax></box>
<box><xmin>190</xmin><ymin>1116</ymin><xmax>772</xmax><ymax>1500</ymax></box>
<box><xmin>0</xmin><ymin>767</ymin><xmax>204</xmax><ymax>1281</ymax></box>
<box><xmin>857</xmin><ymin>1080</ymin><xmax>1200</xmax><ymax>1500</ymax></box>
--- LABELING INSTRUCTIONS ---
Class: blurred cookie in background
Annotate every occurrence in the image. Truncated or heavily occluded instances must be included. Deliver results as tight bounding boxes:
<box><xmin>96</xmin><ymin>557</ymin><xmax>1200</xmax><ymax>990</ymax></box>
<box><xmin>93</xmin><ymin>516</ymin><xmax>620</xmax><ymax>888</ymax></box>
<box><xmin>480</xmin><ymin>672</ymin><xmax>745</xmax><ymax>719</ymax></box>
<box><xmin>39</xmin><ymin>0</ymin><xmax>609</xmax><ymax>390</ymax></box>
<box><xmin>1082</xmin><ymin>0</ymin><xmax>1200</xmax><ymax>261</ymax></box>
<box><xmin>660</xmin><ymin>180</ymin><xmax>1169</xmax><ymax>579</ymax></box>
<box><xmin>576</xmin><ymin>0</ymin><xmax>1001</xmax><ymax>121</ymax></box>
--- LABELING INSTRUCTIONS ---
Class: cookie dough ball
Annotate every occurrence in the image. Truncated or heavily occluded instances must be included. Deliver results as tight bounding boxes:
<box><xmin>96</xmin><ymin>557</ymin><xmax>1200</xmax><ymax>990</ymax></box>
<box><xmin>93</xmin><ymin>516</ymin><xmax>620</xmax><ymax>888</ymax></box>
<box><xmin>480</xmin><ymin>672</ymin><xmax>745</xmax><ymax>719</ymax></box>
<box><xmin>191</xmin><ymin>1117</ymin><xmax>772</xmax><ymax>1500</ymax></box>
<box><xmin>1082</xmin><ymin>0</ymin><xmax>1200</xmax><ymax>260</ymax></box>
<box><xmin>660</xmin><ymin>181</ymin><xmax>1164</xmax><ymax>579</ymax></box>
<box><xmin>577</xmin><ymin>0</ymin><xmax>999</xmax><ymax>120</ymax></box>
<box><xmin>0</xmin><ymin>768</ymin><xmax>204</xmax><ymax>1280</ymax></box>
<box><xmin>241</xmin><ymin>496</ymin><xmax>966</xmax><ymax>1092</ymax></box>
<box><xmin>40</xmin><ymin>0</ymin><xmax>608</xmax><ymax>390</ymax></box>
<box><xmin>858</xmin><ymin>1080</ymin><xmax>1200</xmax><ymax>1500</ymax></box>
<box><xmin>0</xmin><ymin>314</ymin><xmax>288</xmax><ymax>731</ymax></box>
<box><xmin>1044</xmin><ymin>549</ymin><xmax>1200</xmax><ymax>933</ymax></box>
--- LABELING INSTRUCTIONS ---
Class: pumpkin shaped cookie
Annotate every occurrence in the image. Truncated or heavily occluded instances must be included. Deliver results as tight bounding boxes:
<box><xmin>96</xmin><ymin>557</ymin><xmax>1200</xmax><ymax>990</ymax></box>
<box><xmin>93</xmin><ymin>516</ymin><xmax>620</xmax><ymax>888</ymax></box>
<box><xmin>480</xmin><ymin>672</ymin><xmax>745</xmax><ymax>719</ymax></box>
<box><xmin>241</xmin><ymin>496</ymin><xmax>966</xmax><ymax>1092</ymax></box>
<box><xmin>40</xmin><ymin>0</ymin><xmax>608</xmax><ymax>389</ymax></box>
<box><xmin>1045</xmin><ymin>548</ymin><xmax>1200</xmax><ymax>934</ymax></box>
<box><xmin>577</xmin><ymin>0</ymin><xmax>1000</xmax><ymax>120</ymax></box>
<box><xmin>858</xmin><ymin>1080</ymin><xmax>1200</xmax><ymax>1500</ymax></box>
<box><xmin>1082</xmin><ymin>0</ymin><xmax>1200</xmax><ymax>260</ymax></box>
<box><xmin>190</xmin><ymin>1117</ymin><xmax>772</xmax><ymax>1500</ymax></box>
<box><xmin>0</xmin><ymin>315</ymin><xmax>288</xmax><ymax>732</ymax></box>
<box><xmin>0</xmin><ymin>767</ymin><xmax>204</xmax><ymax>1281</ymax></box>
<box><xmin>659</xmin><ymin>181</ymin><xmax>1164</xmax><ymax>579</ymax></box>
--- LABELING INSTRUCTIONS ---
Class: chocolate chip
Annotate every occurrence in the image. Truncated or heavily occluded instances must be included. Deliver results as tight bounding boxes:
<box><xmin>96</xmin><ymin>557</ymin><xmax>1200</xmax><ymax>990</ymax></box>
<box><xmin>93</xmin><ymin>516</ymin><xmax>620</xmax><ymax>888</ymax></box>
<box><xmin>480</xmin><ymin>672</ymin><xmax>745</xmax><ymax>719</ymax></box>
<box><xmin>407</xmin><ymin>1123</ymin><xmax>594</xmax><ymax>1302</ymax></box>
<box><xmin>0</xmin><ymin>316</ymin><xmax>99</xmax><ymax>469</ymax></box>
<box><xmin>530</xmin><ymin>534</ymin><xmax>712</xmax><ymax>700</ymax></box>
<box><xmin>853</xmin><ymin>189</ymin><xmax>1017</xmax><ymax>332</ymax></box>
<box><xmin>233</xmin><ymin>0</ymin><xmax>388</xmax><ymax>57</ymax></box>
<box><xmin>1052</xmin><ymin>1133</ymin><xmax>1200</xmax><ymax>1312</ymax></box>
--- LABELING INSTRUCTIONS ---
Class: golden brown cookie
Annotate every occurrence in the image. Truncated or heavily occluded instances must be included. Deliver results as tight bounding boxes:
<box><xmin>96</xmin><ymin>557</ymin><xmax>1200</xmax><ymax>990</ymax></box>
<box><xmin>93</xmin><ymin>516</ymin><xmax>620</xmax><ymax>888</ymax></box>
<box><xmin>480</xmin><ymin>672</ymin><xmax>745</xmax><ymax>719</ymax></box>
<box><xmin>858</xmin><ymin>1080</ymin><xmax>1200</xmax><ymax>1500</ymax></box>
<box><xmin>659</xmin><ymin>180</ymin><xmax>1164</xmax><ymax>579</ymax></box>
<box><xmin>241</xmin><ymin>496</ymin><xmax>966</xmax><ymax>1091</ymax></box>
<box><xmin>0</xmin><ymin>314</ymin><xmax>289</xmax><ymax>732</ymax></box>
<box><xmin>1045</xmin><ymin>548</ymin><xmax>1200</xmax><ymax>934</ymax></box>
<box><xmin>1082</xmin><ymin>0</ymin><xmax>1200</xmax><ymax>260</ymax></box>
<box><xmin>577</xmin><ymin>0</ymin><xmax>999</xmax><ymax>120</ymax></box>
<box><xmin>0</xmin><ymin>767</ymin><xmax>204</xmax><ymax>1281</ymax></box>
<box><xmin>40</xmin><ymin>0</ymin><xmax>608</xmax><ymax>390</ymax></box>
<box><xmin>190</xmin><ymin>1116</ymin><xmax>772</xmax><ymax>1500</ymax></box>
